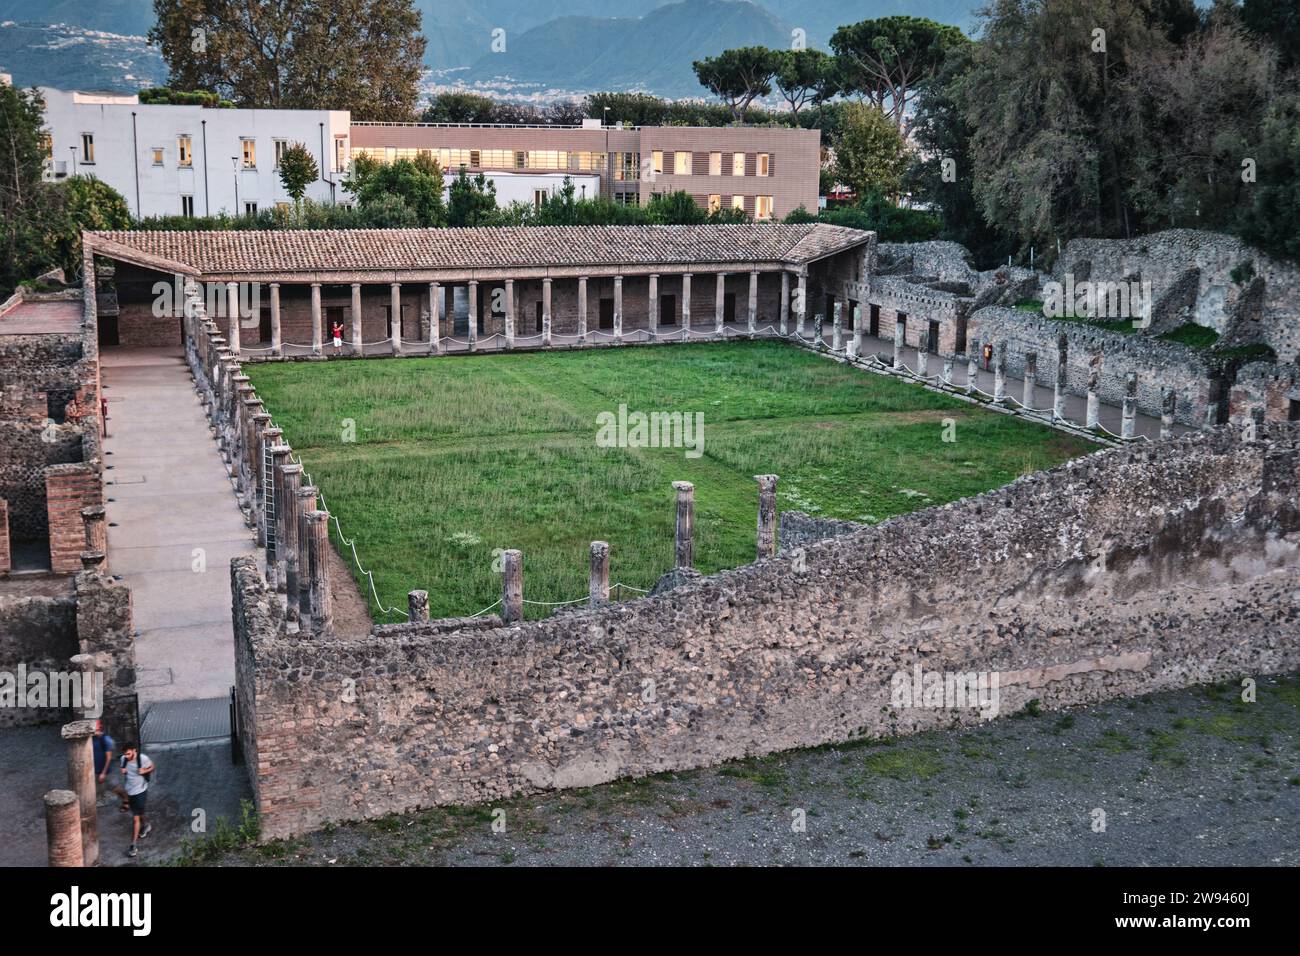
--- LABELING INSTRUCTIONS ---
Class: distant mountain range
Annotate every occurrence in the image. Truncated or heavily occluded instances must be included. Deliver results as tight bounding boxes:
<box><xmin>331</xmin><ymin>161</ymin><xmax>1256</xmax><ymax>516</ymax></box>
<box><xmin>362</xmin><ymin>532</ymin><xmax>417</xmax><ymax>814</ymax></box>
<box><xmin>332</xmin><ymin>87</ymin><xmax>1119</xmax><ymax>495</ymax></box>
<box><xmin>0</xmin><ymin>0</ymin><xmax>981</xmax><ymax>99</ymax></box>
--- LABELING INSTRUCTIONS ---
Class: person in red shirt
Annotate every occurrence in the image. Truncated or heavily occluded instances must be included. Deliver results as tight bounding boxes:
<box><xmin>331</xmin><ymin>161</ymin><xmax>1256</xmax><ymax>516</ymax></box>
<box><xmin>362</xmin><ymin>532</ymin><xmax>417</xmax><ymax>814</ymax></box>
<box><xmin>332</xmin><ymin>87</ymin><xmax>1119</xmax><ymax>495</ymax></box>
<box><xmin>331</xmin><ymin>320</ymin><xmax>344</xmax><ymax>355</ymax></box>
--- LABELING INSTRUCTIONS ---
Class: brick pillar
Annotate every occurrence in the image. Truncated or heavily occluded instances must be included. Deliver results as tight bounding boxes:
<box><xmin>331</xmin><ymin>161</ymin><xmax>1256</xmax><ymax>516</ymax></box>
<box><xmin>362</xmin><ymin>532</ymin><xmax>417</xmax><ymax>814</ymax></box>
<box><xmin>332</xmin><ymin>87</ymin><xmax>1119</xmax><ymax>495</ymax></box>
<box><xmin>1086</xmin><ymin>353</ymin><xmax>1102</xmax><ymax>428</ymax></box>
<box><xmin>391</xmin><ymin>282</ymin><xmax>404</xmax><ymax>355</ymax></box>
<box><xmin>351</xmin><ymin>283</ymin><xmax>363</xmax><ymax>355</ymax></box>
<box><xmin>305</xmin><ymin>510</ymin><xmax>332</xmax><ymax>636</ymax></box>
<box><xmin>613</xmin><ymin>275</ymin><xmax>623</xmax><ymax>344</ymax></box>
<box><xmin>1023</xmin><ymin>351</ymin><xmax>1037</xmax><ymax>409</ymax></box>
<box><xmin>832</xmin><ymin>299</ymin><xmax>843</xmax><ymax>352</ymax></box>
<box><xmin>714</xmin><ymin>272</ymin><xmax>725</xmax><ymax>337</ymax></box>
<box><xmin>311</xmin><ymin>282</ymin><xmax>323</xmax><ymax>355</ymax></box>
<box><xmin>44</xmin><ymin>790</ymin><xmax>83</xmax><ymax>868</ymax></box>
<box><xmin>589</xmin><ymin>541</ymin><xmax>609</xmax><ymax>606</ymax></box>
<box><xmin>748</xmin><ymin>270</ymin><xmax>758</xmax><ymax>337</ymax></box>
<box><xmin>501</xmin><ymin>549</ymin><xmax>523</xmax><ymax>623</ymax></box>
<box><xmin>755</xmin><ymin>474</ymin><xmax>778</xmax><ymax>559</ymax></box>
<box><xmin>277</xmin><ymin>462</ymin><xmax>301</xmax><ymax>599</ymax></box>
<box><xmin>650</xmin><ymin>270</ymin><xmax>660</xmax><ymax>343</ymax></box>
<box><xmin>270</xmin><ymin>282</ymin><xmax>282</xmax><ymax>356</ymax></box>
<box><xmin>45</xmin><ymin>464</ymin><xmax>101</xmax><ymax>574</ymax></box>
<box><xmin>577</xmin><ymin>277</ymin><xmax>589</xmax><ymax>345</ymax></box>
<box><xmin>81</xmin><ymin>505</ymin><xmax>107</xmax><ymax>555</ymax></box>
<box><xmin>780</xmin><ymin>272</ymin><xmax>790</xmax><ymax>336</ymax></box>
<box><xmin>61</xmin><ymin>719</ymin><xmax>98</xmax><ymax>866</ymax></box>
<box><xmin>408</xmin><ymin>590</ymin><xmax>429</xmax><ymax>623</ymax></box>
<box><xmin>542</xmin><ymin>277</ymin><xmax>552</xmax><ymax>347</ymax></box>
<box><xmin>0</xmin><ymin>498</ymin><xmax>9</xmax><ymax>576</ymax></box>
<box><xmin>504</xmin><ymin>279</ymin><xmax>515</xmax><ymax>349</ymax></box>
<box><xmin>1160</xmin><ymin>387</ymin><xmax>1176</xmax><ymax>440</ymax></box>
<box><xmin>673</xmin><ymin>481</ymin><xmax>694</xmax><ymax>570</ymax></box>
<box><xmin>1121</xmin><ymin>372</ymin><xmax>1138</xmax><ymax>439</ymax></box>
<box><xmin>428</xmin><ymin>282</ymin><xmax>441</xmax><ymax>354</ymax></box>
<box><xmin>468</xmin><ymin>281</ymin><xmax>479</xmax><ymax>351</ymax></box>
<box><xmin>1053</xmin><ymin>333</ymin><xmax>1068</xmax><ymax>421</ymax></box>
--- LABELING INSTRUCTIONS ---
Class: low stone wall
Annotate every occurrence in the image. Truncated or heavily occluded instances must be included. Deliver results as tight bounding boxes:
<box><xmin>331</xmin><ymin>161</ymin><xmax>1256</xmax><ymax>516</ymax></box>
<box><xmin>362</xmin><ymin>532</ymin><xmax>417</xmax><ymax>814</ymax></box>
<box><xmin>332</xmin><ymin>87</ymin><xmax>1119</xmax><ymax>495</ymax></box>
<box><xmin>234</xmin><ymin>424</ymin><xmax>1300</xmax><ymax>840</ymax></box>
<box><xmin>777</xmin><ymin>510</ymin><xmax>866</xmax><ymax>550</ymax></box>
<box><xmin>967</xmin><ymin>306</ymin><xmax>1220</xmax><ymax>426</ymax></box>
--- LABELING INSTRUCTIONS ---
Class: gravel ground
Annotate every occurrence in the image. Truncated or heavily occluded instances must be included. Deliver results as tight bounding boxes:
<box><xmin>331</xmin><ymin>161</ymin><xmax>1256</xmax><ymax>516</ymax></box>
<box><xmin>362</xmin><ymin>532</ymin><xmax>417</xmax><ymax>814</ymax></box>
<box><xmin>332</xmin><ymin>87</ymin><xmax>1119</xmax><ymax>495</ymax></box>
<box><xmin>197</xmin><ymin>672</ymin><xmax>1300</xmax><ymax>867</ymax></box>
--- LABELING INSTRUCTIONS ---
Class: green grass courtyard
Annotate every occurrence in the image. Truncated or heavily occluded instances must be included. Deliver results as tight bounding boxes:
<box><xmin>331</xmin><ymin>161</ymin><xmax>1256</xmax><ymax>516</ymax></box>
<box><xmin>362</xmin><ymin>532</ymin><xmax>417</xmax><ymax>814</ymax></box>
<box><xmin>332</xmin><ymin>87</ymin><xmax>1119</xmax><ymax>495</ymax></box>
<box><xmin>246</xmin><ymin>341</ymin><xmax>1095</xmax><ymax>621</ymax></box>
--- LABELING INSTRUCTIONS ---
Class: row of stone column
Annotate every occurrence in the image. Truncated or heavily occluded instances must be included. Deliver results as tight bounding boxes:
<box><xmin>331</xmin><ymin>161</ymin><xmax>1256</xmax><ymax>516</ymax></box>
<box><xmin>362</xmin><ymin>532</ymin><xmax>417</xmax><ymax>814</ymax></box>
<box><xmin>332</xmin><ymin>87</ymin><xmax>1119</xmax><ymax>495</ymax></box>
<box><xmin>401</xmin><ymin>475</ymin><xmax>783</xmax><ymax>627</ymax></box>
<box><xmin>181</xmin><ymin>284</ymin><xmax>335</xmax><ymax>635</ymax></box>
<box><xmin>241</xmin><ymin>269</ymin><xmax>813</xmax><ymax>356</ymax></box>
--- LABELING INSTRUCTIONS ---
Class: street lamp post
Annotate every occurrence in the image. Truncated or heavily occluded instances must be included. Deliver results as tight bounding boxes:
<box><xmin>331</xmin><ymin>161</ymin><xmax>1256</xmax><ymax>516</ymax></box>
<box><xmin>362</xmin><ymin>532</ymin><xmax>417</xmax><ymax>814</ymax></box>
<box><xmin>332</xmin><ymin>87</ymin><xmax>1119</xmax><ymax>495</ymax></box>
<box><xmin>232</xmin><ymin>156</ymin><xmax>240</xmax><ymax>215</ymax></box>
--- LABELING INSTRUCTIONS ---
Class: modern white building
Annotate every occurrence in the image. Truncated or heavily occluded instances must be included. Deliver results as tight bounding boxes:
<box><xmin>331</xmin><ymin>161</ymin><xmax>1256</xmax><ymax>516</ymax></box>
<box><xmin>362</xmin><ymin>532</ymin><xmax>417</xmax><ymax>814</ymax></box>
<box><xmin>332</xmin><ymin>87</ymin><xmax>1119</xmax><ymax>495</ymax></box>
<box><xmin>450</xmin><ymin>171</ymin><xmax>602</xmax><ymax>210</ymax></box>
<box><xmin>39</xmin><ymin>88</ymin><xmax>351</xmax><ymax>218</ymax></box>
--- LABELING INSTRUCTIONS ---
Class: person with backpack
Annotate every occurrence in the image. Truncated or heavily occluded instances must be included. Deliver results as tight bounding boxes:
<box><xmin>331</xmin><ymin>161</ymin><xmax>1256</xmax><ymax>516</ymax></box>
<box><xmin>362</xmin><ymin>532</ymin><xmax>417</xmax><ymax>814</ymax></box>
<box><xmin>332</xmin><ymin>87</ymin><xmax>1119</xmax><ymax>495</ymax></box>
<box><xmin>92</xmin><ymin>720</ymin><xmax>115</xmax><ymax>806</ymax></box>
<box><xmin>118</xmin><ymin>742</ymin><xmax>154</xmax><ymax>858</ymax></box>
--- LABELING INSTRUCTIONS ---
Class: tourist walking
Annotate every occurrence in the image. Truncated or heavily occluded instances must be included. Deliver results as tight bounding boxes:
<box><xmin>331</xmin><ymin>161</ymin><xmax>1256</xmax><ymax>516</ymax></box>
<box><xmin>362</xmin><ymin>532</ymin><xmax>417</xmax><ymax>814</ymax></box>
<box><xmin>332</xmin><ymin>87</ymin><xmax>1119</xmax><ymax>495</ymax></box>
<box><xmin>118</xmin><ymin>743</ymin><xmax>155</xmax><ymax>858</ymax></box>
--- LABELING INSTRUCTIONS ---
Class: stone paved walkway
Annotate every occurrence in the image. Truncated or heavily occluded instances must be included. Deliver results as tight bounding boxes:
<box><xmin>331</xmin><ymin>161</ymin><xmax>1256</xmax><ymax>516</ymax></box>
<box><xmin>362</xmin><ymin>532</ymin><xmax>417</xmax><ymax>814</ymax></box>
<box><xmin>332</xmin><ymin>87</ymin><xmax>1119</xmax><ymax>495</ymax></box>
<box><xmin>101</xmin><ymin>347</ymin><xmax>255</xmax><ymax>704</ymax></box>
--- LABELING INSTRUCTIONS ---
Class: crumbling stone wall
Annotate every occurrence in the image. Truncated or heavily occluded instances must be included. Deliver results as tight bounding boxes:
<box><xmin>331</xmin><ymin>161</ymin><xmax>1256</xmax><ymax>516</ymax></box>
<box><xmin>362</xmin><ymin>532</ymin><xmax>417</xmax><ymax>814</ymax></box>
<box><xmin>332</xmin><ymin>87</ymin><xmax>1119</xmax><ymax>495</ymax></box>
<box><xmin>1229</xmin><ymin>361</ymin><xmax>1300</xmax><ymax>424</ymax></box>
<box><xmin>967</xmin><ymin>306</ymin><xmax>1220</xmax><ymax>425</ymax></box>
<box><xmin>777</xmin><ymin>510</ymin><xmax>866</xmax><ymax>550</ymax></box>
<box><xmin>0</xmin><ymin>581</ymin><xmax>78</xmax><ymax>728</ymax></box>
<box><xmin>234</xmin><ymin>424</ymin><xmax>1300</xmax><ymax>840</ymax></box>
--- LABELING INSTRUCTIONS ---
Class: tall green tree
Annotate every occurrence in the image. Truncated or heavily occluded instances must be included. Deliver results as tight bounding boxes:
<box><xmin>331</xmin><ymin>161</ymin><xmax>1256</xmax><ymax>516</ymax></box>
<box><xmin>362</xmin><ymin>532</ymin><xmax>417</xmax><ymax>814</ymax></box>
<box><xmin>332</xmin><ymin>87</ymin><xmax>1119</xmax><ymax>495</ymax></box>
<box><xmin>344</xmin><ymin>153</ymin><xmax>445</xmax><ymax>225</ymax></box>
<box><xmin>149</xmin><ymin>0</ymin><xmax>425</xmax><ymax>119</ymax></box>
<box><xmin>277</xmin><ymin>142</ymin><xmax>319</xmax><ymax>203</ymax></box>
<box><xmin>773</xmin><ymin>49</ymin><xmax>836</xmax><ymax>120</ymax></box>
<box><xmin>832</xmin><ymin>102</ymin><xmax>910</xmax><ymax>200</ymax></box>
<box><xmin>692</xmin><ymin>47</ymin><xmax>781</xmax><ymax>121</ymax></box>
<box><xmin>1242</xmin><ymin>0</ymin><xmax>1300</xmax><ymax>71</ymax></box>
<box><xmin>446</xmin><ymin>169</ymin><xmax>498</xmax><ymax>227</ymax></box>
<box><xmin>830</xmin><ymin>16</ymin><xmax>969</xmax><ymax>134</ymax></box>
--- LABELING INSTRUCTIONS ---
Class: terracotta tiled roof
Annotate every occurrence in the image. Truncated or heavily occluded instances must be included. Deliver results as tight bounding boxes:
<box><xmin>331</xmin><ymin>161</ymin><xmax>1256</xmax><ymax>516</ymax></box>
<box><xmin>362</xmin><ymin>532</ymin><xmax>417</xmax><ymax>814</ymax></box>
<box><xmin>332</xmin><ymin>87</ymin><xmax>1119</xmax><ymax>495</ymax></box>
<box><xmin>86</xmin><ymin>224</ymin><xmax>870</xmax><ymax>276</ymax></box>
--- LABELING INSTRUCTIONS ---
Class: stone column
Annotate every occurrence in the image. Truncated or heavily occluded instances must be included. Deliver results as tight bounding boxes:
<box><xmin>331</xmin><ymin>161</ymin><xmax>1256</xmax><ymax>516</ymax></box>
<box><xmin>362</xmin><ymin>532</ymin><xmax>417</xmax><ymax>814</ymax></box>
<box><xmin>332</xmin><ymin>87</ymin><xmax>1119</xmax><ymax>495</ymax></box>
<box><xmin>305</xmin><ymin>510</ymin><xmax>332</xmax><ymax>636</ymax></box>
<box><xmin>269</xmin><ymin>282</ymin><xmax>282</xmax><ymax>356</ymax></box>
<box><xmin>408</xmin><ymin>590</ymin><xmax>429</xmax><ymax>623</ymax></box>
<box><xmin>942</xmin><ymin>355</ymin><xmax>954</xmax><ymax>385</ymax></box>
<box><xmin>893</xmin><ymin>317</ymin><xmax>905</xmax><ymax>369</ymax></box>
<box><xmin>277</xmin><ymin>462</ymin><xmax>301</xmax><ymax>598</ymax></box>
<box><xmin>578</xmin><ymin>277</ymin><xmax>589</xmax><ymax>345</ymax></box>
<box><xmin>501</xmin><ymin>549</ymin><xmax>523</xmax><ymax>623</ymax></box>
<box><xmin>1053</xmin><ymin>333</ymin><xmax>1068</xmax><ymax>421</ymax></box>
<box><xmin>673</xmin><ymin>481</ymin><xmax>694</xmax><ymax>570</ymax></box>
<box><xmin>795</xmin><ymin>271</ymin><xmax>807</xmax><ymax>337</ymax></box>
<box><xmin>814</xmin><ymin>313</ymin><xmax>825</xmax><ymax>350</ymax></box>
<box><xmin>504</xmin><ymin>279</ymin><xmax>516</xmax><ymax>349</ymax></box>
<box><xmin>1023</xmin><ymin>351</ymin><xmax>1037</xmax><ymax>409</ymax></box>
<box><xmin>221</xmin><ymin>281</ymin><xmax>239</xmax><ymax>356</ymax></box>
<box><xmin>589</xmin><ymin>541</ymin><xmax>610</xmax><ymax>606</ymax></box>
<box><xmin>1121</xmin><ymin>372</ymin><xmax>1138</xmax><ymax>439</ymax></box>
<box><xmin>714</xmin><ymin>273</ymin><xmax>726</xmax><ymax>337</ymax></box>
<box><xmin>1086</xmin><ymin>353</ymin><xmax>1102</xmax><ymax>428</ymax></box>
<box><xmin>296</xmin><ymin>485</ymin><xmax>317</xmax><ymax>625</ymax></box>
<box><xmin>350</xmin><ymin>283</ymin><xmax>363</xmax><ymax>355</ymax></box>
<box><xmin>967</xmin><ymin>340</ymin><xmax>980</xmax><ymax>396</ymax></box>
<box><xmin>61</xmin><ymin>719</ymin><xmax>98</xmax><ymax>866</ymax></box>
<box><xmin>648</xmin><ymin>274</ymin><xmax>659</xmax><ymax>342</ymax></box>
<box><xmin>542</xmin><ymin>277</ymin><xmax>552</xmax><ymax>347</ymax></box>
<box><xmin>849</xmin><ymin>305</ymin><xmax>863</xmax><ymax>360</ymax></box>
<box><xmin>266</xmin><ymin>444</ymin><xmax>290</xmax><ymax>588</ymax></box>
<box><xmin>310</xmin><ymin>282</ymin><xmax>322</xmax><ymax>355</ymax></box>
<box><xmin>832</xmin><ymin>300</ymin><xmax>843</xmax><ymax>352</ymax></box>
<box><xmin>44</xmin><ymin>790</ymin><xmax>83</xmax><ymax>868</ymax></box>
<box><xmin>681</xmin><ymin>274</ymin><xmax>692</xmax><ymax>338</ymax></box>
<box><xmin>613</xmin><ymin>275</ymin><xmax>623</xmax><ymax>344</ymax></box>
<box><xmin>993</xmin><ymin>342</ymin><xmax>1007</xmax><ymax>402</ymax></box>
<box><xmin>780</xmin><ymin>272</ymin><xmax>790</xmax><ymax>336</ymax></box>
<box><xmin>1160</xmin><ymin>386</ymin><xmax>1176</xmax><ymax>440</ymax></box>
<box><xmin>755</xmin><ymin>474</ymin><xmax>778</xmax><ymax>559</ymax></box>
<box><xmin>428</xmin><ymin>282</ymin><xmax>441</xmax><ymax>354</ymax></box>
<box><xmin>747</xmin><ymin>270</ymin><xmax>758</xmax><ymax>337</ymax></box>
<box><xmin>390</xmin><ymin>282</ymin><xmax>403</xmax><ymax>355</ymax></box>
<box><xmin>467</xmin><ymin>281</ymin><xmax>479</xmax><ymax>352</ymax></box>
<box><xmin>917</xmin><ymin>328</ymin><xmax>929</xmax><ymax>378</ymax></box>
<box><xmin>81</xmin><ymin>506</ymin><xmax>107</xmax><ymax>554</ymax></box>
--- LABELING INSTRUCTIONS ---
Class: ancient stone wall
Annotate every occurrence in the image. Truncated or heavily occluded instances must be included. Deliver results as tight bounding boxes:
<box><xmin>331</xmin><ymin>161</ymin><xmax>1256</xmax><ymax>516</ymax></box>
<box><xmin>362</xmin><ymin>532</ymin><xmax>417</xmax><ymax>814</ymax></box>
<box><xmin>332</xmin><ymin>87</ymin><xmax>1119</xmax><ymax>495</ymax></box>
<box><xmin>233</xmin><ymin>424</ymin><xmax>1300</xmax><ymax>840</ymax></box>
<box><xmin>75</xmin><ymin>572</ymin><xmax>138</xmax><ymax>742</ymax></box>
<box><xmin>0</xmin><ymin>583</ymin><xmax>78</xmax><ymax>728</ymax></box>
<box><xmin>1229</xmin><ymin>361</ymin><xmax>1300</xmax><ymax>425</ymax></box>
<box><xmin>967</xmin><ymin>306</ymin><xmax>1220</xmax><ymax>426</ymax></box>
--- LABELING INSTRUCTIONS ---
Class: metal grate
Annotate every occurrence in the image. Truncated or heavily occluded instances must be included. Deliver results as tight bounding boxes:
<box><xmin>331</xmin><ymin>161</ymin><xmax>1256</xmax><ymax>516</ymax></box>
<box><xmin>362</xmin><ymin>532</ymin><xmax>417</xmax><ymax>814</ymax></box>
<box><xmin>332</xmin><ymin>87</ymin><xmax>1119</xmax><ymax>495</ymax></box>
<box><xmin>140</xmin><ymin>697</ymin><xmax>231</xmax><ymax>744</ymax></box>
<box><xmin>263</xmin><ymin>436</ymin><xmax>276</xmax><ymax>559</ymax></box>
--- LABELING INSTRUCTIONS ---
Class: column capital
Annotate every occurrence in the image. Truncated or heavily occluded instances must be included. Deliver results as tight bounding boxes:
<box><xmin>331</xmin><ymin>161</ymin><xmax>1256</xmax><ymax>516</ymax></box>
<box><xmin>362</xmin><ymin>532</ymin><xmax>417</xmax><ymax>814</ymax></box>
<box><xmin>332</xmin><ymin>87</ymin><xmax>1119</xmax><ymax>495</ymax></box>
<box><xmin>351</xmin><ymin>282</ymin><xmax>361</xmax><ymax>289</ymax></box>
<box><xmin>542</xmin><ymin>276</ymin><xmax>552</xmax><ymax>285</ymax></box>
<box><xmin>269</xmin><ymin>281</ymin><xmax>280</xmax><ymax>289</ymax></box>
<box><xmin>504</xmin><ymin>277</ymin><xmax>514</xmax><ymax>287</ymax></box>
<box><xmin>311</xmin><ymin>281</ymin><xmax>321</xmax><ymax>289</ymax></box>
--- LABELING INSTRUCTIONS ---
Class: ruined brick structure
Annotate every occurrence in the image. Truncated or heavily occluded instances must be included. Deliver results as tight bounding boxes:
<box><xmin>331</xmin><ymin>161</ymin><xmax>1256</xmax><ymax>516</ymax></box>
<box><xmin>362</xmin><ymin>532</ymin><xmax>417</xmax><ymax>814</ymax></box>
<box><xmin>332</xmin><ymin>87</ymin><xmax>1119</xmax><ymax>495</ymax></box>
<box><xmin>231</xmin><ymin>424</ymin><xmax>1300</xmax><ymax>840</ymax></box>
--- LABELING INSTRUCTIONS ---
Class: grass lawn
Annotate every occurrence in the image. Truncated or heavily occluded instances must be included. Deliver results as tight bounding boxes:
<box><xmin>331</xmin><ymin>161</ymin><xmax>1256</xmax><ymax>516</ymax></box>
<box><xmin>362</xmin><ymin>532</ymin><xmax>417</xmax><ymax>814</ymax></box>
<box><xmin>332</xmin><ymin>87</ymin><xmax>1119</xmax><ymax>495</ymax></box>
<box><xmin>247</xmin><ymin>341</ymin><xmax>1094</xmax><ymax>621</ymax></box>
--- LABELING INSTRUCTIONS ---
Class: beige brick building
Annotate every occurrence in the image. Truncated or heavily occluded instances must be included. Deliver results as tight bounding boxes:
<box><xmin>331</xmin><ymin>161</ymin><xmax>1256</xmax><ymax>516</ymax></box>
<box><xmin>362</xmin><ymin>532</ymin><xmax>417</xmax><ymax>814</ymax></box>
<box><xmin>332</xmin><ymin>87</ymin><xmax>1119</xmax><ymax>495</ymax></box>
<box><xmin>350</xmin><ymin>121</ymin><xmax>821</xmax><ymax>220</ymax></box>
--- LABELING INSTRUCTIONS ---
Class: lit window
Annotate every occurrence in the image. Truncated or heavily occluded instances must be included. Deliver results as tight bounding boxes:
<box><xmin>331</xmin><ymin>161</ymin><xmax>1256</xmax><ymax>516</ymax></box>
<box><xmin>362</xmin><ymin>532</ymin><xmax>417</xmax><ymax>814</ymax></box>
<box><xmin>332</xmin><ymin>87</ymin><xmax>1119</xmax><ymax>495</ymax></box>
<box><xmin>652</xmin><ymin>150</ymin><xmax>664</xmax><ymax>175</ymax></box>
<box><xmin>81</xmin><ymin>133</ymin><xmax>94</xmax><ymax>163</ymax></box>
<box><xmin>756</xmin><ymin>196</ymin><xmax>773</xmax><ymax>220</ymax></box>
<box><xmin>335</xmin><ymin>136</ymin><xmax>348</xmax><ymax>171</ymax></box>
<box><xmin>732</xmin><ymin>194</ymin><xmax>745</xmax><ymax>211</ymax></box>
<box><xmin>274</xmin><ymin>139</ymin><xmax>288</xmax><ymax>168</ymax></box>
<box><xmin>151</xmin><ymin>148</ymin><xmax>164</xmax><ymax>166</ymax></box>
<box><xmin>181</xmin><ymin>195</ymin><xmax>194</xmax><ymax>217</ymax></box>
<box><xmin>674</xmin><ymin>151</ymin><xmax>691</xmax><ymax>175</ymax></box>
<box><xmin>709</xmin><ymin>152</ymin><xmax>722</xmax><ymax>176</ymax></box>
<box><xmin>241</xmin><ymin>139</ymin><xmax>256</xmax><ymax>168</ymax></box>
<box><xmin>178</xmin><ymin>135</ymin><xmax>192</xmax><ymax>167</ymax></box>
<box><xmin>757</xmin><ymin>153</ymin><xmax>770</xmax><ymax>177</ymax></box>
<box><xmin>732</xmin><ymin>152</ymin><xmax>745</xmax><ymax>176</ymax></box>
<box><xmin>708</xmin><ymin>194</ymin><xmax>721</xmax><ymax>212</ymax></box>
